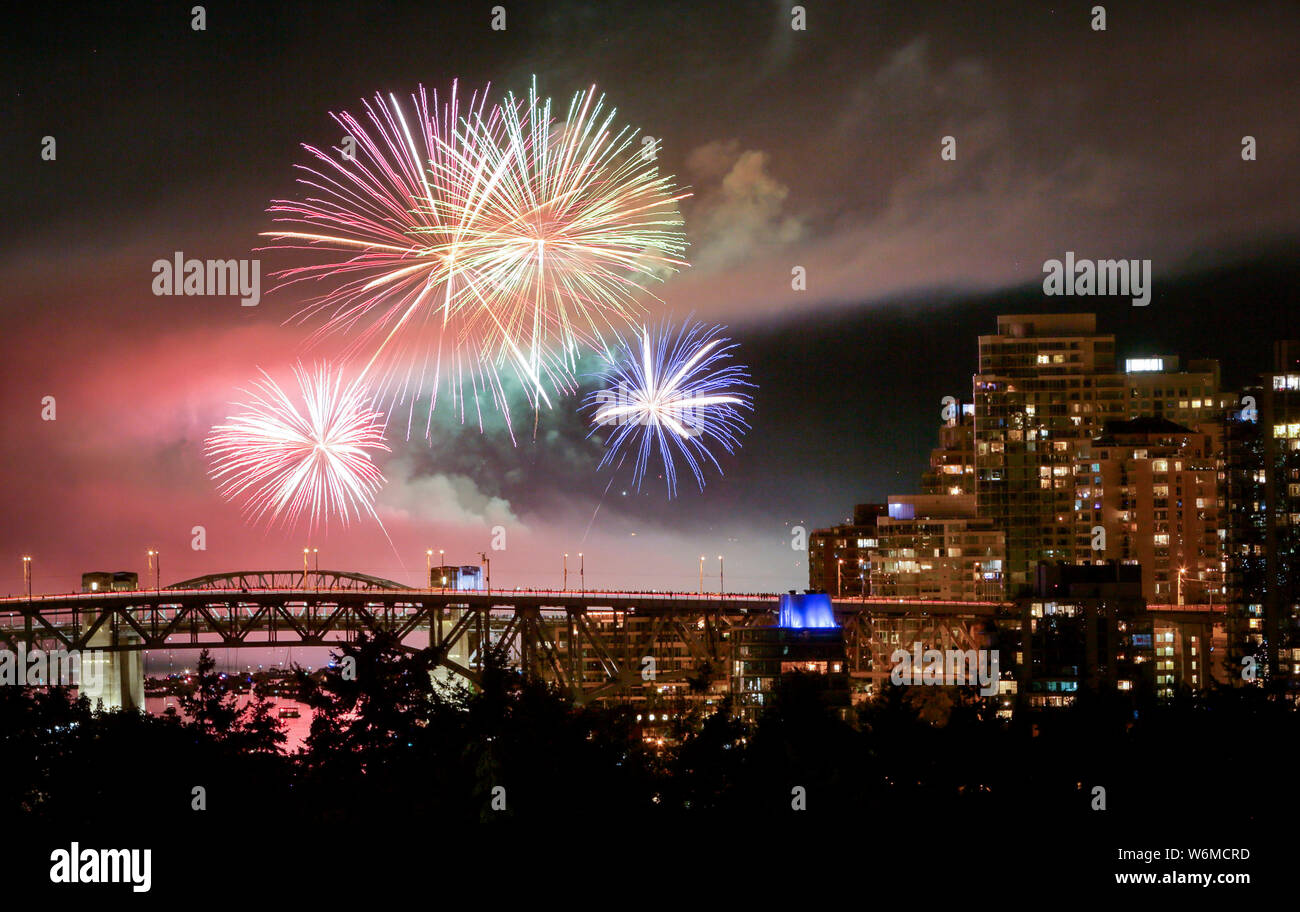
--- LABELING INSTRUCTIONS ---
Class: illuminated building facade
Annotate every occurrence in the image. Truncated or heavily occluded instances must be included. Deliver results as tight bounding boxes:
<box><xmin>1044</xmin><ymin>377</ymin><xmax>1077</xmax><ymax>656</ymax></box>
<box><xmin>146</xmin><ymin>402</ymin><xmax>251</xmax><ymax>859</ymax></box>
<box><xmin>1223</xmin><ymin>342</ymin><xmax>1300</xmax><ymax>689</ymax></box>
<box><xmin>922</xmin><ymin>401</ymin><xmax>977</xmax><ymax>496</ymax></box>
<box><xmin>1262</xmin><ymin>343</ymin><xmax>1300</xmax><ymax>690</ymax></box>
<box><xmin>1016</xmin><ymin>561</ymin><xmax>1153</xmax><ymax>708</ymax></box>
<box><xmin>1120</xmin><ymin>355</ymin><xmax>1236</xmax><ymax>441</ymax></box>
<box><xmin>1150</xmin><ymin>611</ymin><xmax>1228</xmax><ymax>696</ymax></box>
<box><xmin>973</xmin><ymin>314</ymin><xmax>1127</xmax><ymax>594</ymax></box>
<box><xmin>868</xmin><ymin>495</ymin><xmax>1005</xmax><ymax>600</ymax></box>
<box><xmin>730</xmin><ymin>593</ymin><xmax>849</xmax><ymax>717</ymax></box>
<box><xmin>1073</xmin><ymin>417</ymin><xmax>1222</xmax><ymax>606</ymax></box>
<box><xmin>808</xmin><ymin>503</ymin><xmax>886</xmax><ymax>595</ymax></box>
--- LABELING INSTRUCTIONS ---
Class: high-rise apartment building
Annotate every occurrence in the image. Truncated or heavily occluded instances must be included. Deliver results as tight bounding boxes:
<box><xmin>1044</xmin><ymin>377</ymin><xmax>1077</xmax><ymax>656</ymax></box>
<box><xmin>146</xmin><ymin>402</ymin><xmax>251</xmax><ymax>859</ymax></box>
<box><xmin>1073</xmin><ymin>417</ymin><xmax>1222</xmax><ymax>605</ymax></box>
<box><xmin>1263</xmin><ymin>343</ymin><xmax>1300</xmax><ymax>691</ymax></box>
<box><xmin>973</xmin><ymin>314</ymin><xmax>1127</xmax><ymax>594</ymax></box>
<box><xmin>1016</xmin><ymin>561</ymin><xmax>1153</xmax><ymax>708</ymax></box>
<box><xmin>1223</xmin><ymin>342</ymin><xmax>1300</xmax><ymax>689</ymax></box>
<box><xmin>868</xmin><ymin>495</ymin><xmax>1005</xmax><ymax>600</ymax></box>
<box><xmin>921</xmin><ymin>401</ymin><xmax>977</xmax><ymax>496</ymax></box>
<box><xmin>1149</xmin><ymin>611</ymin><xmax>1228</xmax><ymax>696</ymax></box>
<box><xmin>1120</xmin><ymin>355</ymin><xmax>1237</xmax><ymax>435</ymax></box>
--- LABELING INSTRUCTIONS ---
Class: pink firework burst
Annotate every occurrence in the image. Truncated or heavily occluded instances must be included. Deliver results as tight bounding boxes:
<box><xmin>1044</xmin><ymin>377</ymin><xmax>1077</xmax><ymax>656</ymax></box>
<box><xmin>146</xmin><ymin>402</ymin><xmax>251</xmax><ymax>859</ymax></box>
<box><xmin>205</xmin><ymin>363</ymin><xmax>390</xmax><ymax>532</ymax></box>
<box><xmin>261</xmin><ymin>81</ymin><xmax>514</xmax><ymax>436</ymax></box>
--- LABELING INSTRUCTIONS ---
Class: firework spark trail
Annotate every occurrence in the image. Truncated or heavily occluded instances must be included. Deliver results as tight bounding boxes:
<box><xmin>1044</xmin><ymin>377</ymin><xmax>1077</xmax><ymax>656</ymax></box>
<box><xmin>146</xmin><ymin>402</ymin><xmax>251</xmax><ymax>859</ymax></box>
<box><xmin>585</xmin><ymin>320</ymin><xmax>755</xmax><ymax>498</ymax></box>
<box><xmin>581</xmin><ymin>450</ymin><xmax>626</xmax><ymax>544</ymax></box>
<box><xmin>205</xmin><ymin>364</ymin><xmax>391</xmax><ymax>533</ymax></box>
<box><xmin>260</xmin><ymin>79</ymin><xmax>690</xmax><ymax>441</ymax></box>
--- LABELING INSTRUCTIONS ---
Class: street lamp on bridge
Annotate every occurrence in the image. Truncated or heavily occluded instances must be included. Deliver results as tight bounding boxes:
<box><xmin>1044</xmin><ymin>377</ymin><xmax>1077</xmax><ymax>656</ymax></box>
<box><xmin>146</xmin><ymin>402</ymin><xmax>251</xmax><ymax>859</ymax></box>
<box><xmin>22</xmin><ymin>555</ymin><xmax>31</xmax><ymax>601</ymax></box>
<box><xmin>718</xmin><ymin>555</ymin><xmax>724</xmax><ymax>596</ymax></box>
<box><xmin>1177</xmin><ymin>566</ymin><xmax>1216</xmax><ymax>607</ymax></box>
<box><xmin>579</xmin><ymin>552</ymin><xmax>584</xmax><ymax>595</ymax></box>
<box><xmin>698</xmin><ymin>555</ymin><xmax>705</xmax><ymax>595</ymax></box>
<box><xmin>563</xmin><ymin>552</ymin><xmax>568</xmax><ymax>591</ymax></box>
<box><xmin>147</xmin><ymin>549</ymin><xmax>160</xmax><ymax>591</ymax></box>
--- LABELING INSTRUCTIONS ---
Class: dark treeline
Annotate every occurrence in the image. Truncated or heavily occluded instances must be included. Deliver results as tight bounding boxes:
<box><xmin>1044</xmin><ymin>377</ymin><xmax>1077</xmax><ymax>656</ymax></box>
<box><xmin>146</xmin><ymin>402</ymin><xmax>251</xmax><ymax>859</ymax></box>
<box><xmin>4</xmin><ymin>634</ymin><xmax>1297</xmax><ymax>846</ymax></box>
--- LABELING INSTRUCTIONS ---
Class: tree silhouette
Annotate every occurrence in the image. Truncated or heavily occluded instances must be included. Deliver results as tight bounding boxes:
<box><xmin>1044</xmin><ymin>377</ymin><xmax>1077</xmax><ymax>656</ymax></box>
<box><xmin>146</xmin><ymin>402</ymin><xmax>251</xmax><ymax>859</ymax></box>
<box><xmin>177</xmin><ymin>648</ymin><xmax>240</xmax><ymax>738</ymax></box>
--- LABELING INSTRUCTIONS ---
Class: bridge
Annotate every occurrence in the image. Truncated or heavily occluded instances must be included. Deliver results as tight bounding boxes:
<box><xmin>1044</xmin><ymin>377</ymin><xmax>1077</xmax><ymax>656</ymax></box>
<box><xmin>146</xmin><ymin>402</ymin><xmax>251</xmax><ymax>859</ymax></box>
<box><xmin>166</xmin><ymin>569</ymin><xmax>418</xmax><ymax>591</ymax></box>
<box><xmin>0</xmin><ymin>570</ymin><xmax>1010</xmax><ymax>711</ymax></box>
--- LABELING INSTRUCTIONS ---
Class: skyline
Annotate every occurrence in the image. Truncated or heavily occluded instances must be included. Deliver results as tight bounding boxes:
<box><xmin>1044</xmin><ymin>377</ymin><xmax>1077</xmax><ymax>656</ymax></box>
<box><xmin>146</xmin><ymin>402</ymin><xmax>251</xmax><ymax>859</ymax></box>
<box><xmin>6</xmin><ymin>2</ymin><xmax>1300</xmax><ymax>598</ymax></box>
<box><xmin>5</xmin><ymin>1</ymin><xmax>1298</xmax><ymax>897</ymax></box>
<box><xmin>7</xmin><ymin>275</ymin><xmax>1300</xmax><ymax>597</ymax></box>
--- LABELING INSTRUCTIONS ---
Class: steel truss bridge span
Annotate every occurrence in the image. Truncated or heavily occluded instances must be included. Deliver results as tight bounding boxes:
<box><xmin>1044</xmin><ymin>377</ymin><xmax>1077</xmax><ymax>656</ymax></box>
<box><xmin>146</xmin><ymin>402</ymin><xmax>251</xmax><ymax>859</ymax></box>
<box><xmin>0</xmin><ymin>577</ymin><xmax>1010</xmax><ymax>705</ymax></box>
<box><xmin>166</xmin><ymin>570</ymin><xmax>413</xmax><ymax>591</ymax></box>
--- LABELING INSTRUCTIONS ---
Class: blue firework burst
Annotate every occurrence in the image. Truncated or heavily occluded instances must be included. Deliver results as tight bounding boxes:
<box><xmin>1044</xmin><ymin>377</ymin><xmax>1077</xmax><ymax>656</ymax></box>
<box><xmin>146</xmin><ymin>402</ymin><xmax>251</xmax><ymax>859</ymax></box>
<box><xmin>585</xmin><ymin>320</ymin><xmax>755</xmax><ymax>497</ymax></box>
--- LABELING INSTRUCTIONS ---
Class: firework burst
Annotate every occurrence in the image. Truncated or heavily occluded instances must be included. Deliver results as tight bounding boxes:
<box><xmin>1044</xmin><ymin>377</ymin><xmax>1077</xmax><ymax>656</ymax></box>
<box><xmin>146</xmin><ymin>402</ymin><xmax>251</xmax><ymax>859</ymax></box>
<box><xmin>585</xmin><ymin>320</ymin><xmax>754</xmax><ymax>498</ymax></box>
<box><xmin>205</xmin><ymin>364</ymin><xmax>390</xmax><ymax>531</ymax></box>
<box><xmin>262</xmin><ymin>79</ymin><xmax>690</xmax><ymax>439</ymax></box>
<box><xmin>448</xmin><ymin>78</ymin><xmax>691</xmax><ymax>396</ymax></box>
<box><xmin>261</xmin><ymin>82</ymin><xmax>504</xmax><ymax>436</ymax></box>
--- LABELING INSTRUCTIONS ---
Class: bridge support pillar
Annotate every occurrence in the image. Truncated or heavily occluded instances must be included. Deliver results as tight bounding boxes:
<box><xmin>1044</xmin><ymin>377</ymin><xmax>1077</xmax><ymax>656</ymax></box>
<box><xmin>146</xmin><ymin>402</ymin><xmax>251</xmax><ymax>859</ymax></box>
<box><xmin>428</xmin><ymin>607</ymin><xmax>470</xmax><ymax>689</ymax></box>
<box><xmin>80</xmin><ymin>625</ymin><xmax>144</xmax><ymax>712</ymax></box>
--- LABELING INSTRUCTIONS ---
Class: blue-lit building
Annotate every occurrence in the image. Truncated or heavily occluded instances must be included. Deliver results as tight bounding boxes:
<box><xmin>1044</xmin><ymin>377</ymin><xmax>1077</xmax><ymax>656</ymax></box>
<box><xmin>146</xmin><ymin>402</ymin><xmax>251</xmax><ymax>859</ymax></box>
<box><xmin>730</xmin><ymin>593</ymin><xmax>849</xmax><ymax>717</ymax></box>
<box><xmin>778</xmin><ymin>592</ymin><xmax>837</xmax><ymax>628</ymax></box>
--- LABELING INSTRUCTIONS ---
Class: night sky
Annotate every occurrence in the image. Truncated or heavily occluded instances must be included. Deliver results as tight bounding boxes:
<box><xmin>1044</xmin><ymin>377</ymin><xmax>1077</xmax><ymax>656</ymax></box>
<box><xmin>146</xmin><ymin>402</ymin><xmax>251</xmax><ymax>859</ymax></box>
<box><xmin>4</xmin><ymin>0</ymin><xmax>1298</xmax><ymax>596</ymax></box>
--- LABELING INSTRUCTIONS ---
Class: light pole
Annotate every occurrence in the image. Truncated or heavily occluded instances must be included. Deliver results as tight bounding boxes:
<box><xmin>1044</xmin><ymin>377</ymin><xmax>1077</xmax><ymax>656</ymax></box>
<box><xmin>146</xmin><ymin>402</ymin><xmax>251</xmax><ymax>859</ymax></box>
<box><xmin>1178</xmin><ymin>567</ymin><xmax>1215</xmax><ymax>607</ymax></box>
<box><xmin>303</xmin><ymin>548</ymin><xmax>310</xmax><ymax>588</ymax></box>
<box><xmin>837</xmin><ymin>558</ymin><xmax>843</xmax><ymax>597</ymax></box>
<box><xmin>22</xmin><ymin>556</ymin><xmax>31</xmax><ymax>601</ymax></box>
<box><xmin>147</xmin><ymin>549</ymin><xmax>160</xmax><ymax>591</ymax></box>
<box><xmin>563</xmin><ymin>552</ymin><xmax>568</xmax><ymax>591</ymax></box>
<box><xmin>860</xmin><ymin>558</ymin><xmax>867</xmax><ymax>600</ymax></box>
<box><xmin>579</xmin><ymin>552</ymin><xmax>584</xmax><ymax>595</ymax></box>
<box><xmin>718</xmin><ymin>555</ymin><xmax>724</xmax><ymax>596</ymax></box>
<box><xmin>478</xmin><ymin>551</ymin><xmax>490</xmax><ymax>592</ymax></box>
<box><xmin>426</xmin><ymin>549</ymin><xmax>433</xmax><ymax>588</ymax></box>
<box><xmin>313</xmin><ymin>547</ymin><xmax>319</xmax><ymax>589</ymax></box>
<box><xmin>699</xmin><ymin>555</ymin><xmax>705</xmax><ymax>595</ymax></box>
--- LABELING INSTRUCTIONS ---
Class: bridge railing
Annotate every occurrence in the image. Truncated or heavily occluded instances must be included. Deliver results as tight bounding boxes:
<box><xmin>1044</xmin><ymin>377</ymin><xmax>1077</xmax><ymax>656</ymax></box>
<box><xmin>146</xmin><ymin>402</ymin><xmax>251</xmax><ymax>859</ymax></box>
<box><xmin>0</xmin><ymin>585</ymin><xmax>1014</xmax><ymax>610</ymax></box>
<box><xmin>0</xmin><ymin>587</ymin><xmax>786</xmax><ymax>604</ymax></box>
